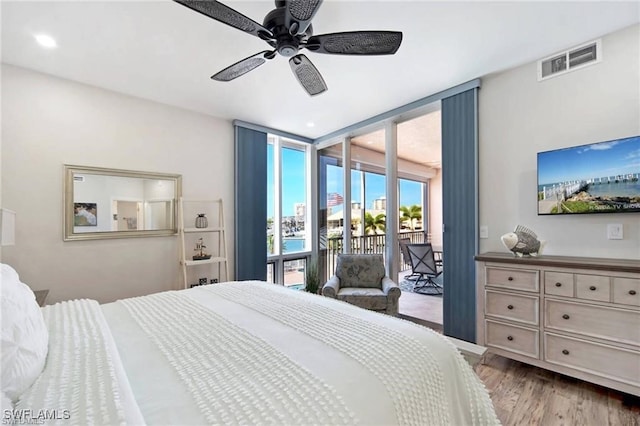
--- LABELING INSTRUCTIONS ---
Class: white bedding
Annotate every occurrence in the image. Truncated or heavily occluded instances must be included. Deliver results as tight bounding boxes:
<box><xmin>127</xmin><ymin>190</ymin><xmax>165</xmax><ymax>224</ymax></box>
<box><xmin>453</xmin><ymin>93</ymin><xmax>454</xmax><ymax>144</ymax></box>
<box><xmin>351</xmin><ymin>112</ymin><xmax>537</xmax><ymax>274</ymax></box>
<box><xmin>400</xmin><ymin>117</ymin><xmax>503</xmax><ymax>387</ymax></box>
<box><xmin>15</xmin><ymin>299</ymin><xmax>144</xmax><ymax>425</ymax></box>
<box><xmin>99</xmin><ymin>281</ymin><xmax>499</xmax><ymax>425</ymax></box>
<box><xmin>14</xmin><ymin>281</ymin><xmax>499</xmax><ymax>425</ymax></box>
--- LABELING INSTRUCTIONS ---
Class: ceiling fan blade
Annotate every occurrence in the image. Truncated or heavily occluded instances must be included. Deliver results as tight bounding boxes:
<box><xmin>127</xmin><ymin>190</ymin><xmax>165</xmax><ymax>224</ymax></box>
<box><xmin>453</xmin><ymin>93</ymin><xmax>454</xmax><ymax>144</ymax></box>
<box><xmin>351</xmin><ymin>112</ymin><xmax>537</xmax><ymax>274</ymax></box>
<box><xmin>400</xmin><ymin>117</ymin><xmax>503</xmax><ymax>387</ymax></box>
<box><xmin>289</xmin><ymin>54</ymin><xmax>327</xmax><ymax>96</ymax></box>
<box><xmin>174</xmin><ymin>0</ymin><xmax>273</xmax><ymax>40</ymax></box>
<box><xmin>306</xmin><ymin>31</ymin><xmax>403</xmax><ymax>55</ymax></box>
<box><xmin>212</xmin><ymin>50</ymin><xmax>274</xmax><ymax>81</ymax></box>
<box><xmin>285</xmin><ymin>0</ymin><xmax>323</xmax><ymax>35</ymax></box>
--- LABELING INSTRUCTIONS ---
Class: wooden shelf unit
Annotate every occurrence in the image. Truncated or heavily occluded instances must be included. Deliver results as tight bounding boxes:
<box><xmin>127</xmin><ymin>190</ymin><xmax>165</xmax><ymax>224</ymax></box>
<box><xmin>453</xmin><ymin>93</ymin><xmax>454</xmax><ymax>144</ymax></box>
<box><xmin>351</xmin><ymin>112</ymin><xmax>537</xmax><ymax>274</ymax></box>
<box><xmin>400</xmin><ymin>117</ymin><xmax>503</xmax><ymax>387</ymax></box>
<box><xmin>178</xmin><ymin>198</ymin><xmax>229</xmax><ymax>289</ymax></box>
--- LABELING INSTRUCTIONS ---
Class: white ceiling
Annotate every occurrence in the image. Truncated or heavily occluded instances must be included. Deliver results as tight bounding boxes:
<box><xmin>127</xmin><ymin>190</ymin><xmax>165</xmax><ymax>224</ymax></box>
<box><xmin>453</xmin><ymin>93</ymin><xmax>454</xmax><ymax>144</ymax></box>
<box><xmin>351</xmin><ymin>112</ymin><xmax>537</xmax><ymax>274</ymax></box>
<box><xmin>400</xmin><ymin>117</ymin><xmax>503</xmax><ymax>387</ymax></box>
<box><xmin>2</xmin><ymin>1</ymin><xmax>638</xmax><ymax>139</ymax></box>
<box><xmin>352</xmin><ymin>110</ymin><xmax>442</xmax><ymax>167</ymax></box>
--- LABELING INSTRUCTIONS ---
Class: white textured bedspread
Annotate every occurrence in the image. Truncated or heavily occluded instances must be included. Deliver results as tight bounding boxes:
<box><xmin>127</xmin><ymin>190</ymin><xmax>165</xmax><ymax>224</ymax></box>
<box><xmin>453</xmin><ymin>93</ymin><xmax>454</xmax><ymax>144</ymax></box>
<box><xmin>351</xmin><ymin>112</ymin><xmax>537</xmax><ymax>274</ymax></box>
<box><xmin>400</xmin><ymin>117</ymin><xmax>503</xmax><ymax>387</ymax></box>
<box><xmin>102</xmin><ymin>281</ymin><xmax>499</xmax><ymax>426</ymax></box>
<box><xmin>15</xmin><ymin>300</ymin><xmax>144</xmax><ymax>425</ymax></box>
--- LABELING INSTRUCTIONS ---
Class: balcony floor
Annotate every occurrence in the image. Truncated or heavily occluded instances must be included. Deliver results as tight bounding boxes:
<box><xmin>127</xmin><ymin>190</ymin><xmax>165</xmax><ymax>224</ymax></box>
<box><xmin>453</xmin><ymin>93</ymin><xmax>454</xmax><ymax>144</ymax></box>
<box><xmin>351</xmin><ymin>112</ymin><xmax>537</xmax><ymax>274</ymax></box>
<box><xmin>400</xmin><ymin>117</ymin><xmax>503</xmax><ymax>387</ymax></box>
<box><xmin>397</xmin><ymin>270</ymin><xmax>443</xmax><ymax>331</ymax></box>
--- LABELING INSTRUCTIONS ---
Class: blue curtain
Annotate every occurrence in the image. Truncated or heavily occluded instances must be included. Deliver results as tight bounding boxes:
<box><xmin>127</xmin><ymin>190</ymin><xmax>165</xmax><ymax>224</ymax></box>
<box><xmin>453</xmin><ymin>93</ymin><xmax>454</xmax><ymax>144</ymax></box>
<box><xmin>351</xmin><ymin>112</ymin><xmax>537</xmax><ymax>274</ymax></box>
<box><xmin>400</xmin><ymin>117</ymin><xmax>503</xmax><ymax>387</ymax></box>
<box><xmin>234</xmin><ymin>126</ymin><xmax>268</xmax><ymax>281</ymax></box>
<box><xmin>441</xmin><ymin>88</ymin><xmax>479</xmax><ymax>343</ymax></box>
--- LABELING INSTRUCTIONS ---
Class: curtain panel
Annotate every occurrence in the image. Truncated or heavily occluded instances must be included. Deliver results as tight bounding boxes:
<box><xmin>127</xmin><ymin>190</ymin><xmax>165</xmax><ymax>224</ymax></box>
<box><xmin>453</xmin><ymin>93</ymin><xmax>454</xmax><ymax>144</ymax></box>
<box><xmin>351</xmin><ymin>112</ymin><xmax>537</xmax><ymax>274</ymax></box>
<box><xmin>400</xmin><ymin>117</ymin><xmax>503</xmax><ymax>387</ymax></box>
<box><xmin>441</xmin><ymin>88</ymin><xmax>479</xmax><ymax>343</ymax></box>
<box><xmin>234</xmin><ymin>126</ymin><xmax>268</xmax><ymax>281</ymax></box>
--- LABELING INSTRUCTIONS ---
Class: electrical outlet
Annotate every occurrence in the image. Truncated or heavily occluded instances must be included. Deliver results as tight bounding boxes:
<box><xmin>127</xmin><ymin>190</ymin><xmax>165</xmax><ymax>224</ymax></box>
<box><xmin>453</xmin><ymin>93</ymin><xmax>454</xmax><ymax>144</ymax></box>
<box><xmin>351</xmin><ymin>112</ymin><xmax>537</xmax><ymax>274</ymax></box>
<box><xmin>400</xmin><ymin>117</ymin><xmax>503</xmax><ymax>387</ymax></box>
<box><xmin>607</xmin><ymin>224</ymin><xmax>623</xmax><ymax>240</ymax></box>
<box><xmin>479</xmin><ymin>225</ymin><xmax>489</xmax><ymax>239</ymax></box>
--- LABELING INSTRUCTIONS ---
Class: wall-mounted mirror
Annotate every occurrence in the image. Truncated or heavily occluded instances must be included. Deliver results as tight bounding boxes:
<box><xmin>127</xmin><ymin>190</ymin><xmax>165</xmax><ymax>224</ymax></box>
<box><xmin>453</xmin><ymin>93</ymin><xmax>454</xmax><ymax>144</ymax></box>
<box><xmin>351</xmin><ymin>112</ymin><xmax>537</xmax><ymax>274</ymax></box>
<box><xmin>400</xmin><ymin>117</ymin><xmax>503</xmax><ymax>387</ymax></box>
<box><xmin>64</xmin><ymin>165</ymin><xmax>182</xmax><ymax>241</ymax></box>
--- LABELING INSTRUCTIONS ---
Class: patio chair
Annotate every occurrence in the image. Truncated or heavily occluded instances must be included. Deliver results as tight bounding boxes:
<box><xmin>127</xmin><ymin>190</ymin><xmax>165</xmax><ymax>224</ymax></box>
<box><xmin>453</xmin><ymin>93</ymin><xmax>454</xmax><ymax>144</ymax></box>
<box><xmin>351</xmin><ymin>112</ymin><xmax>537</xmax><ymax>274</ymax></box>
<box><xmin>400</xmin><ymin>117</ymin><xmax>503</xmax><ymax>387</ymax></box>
<box><xmin>398</xmin><ymin>238</ymin><xmax>413</xmax><ymax>272</ymax></box>
<box><xmin>322</xmin><ymin>253</ymin><xmax>401</xmax><ymax>316</ymax></box>
<box><xmin>406</xmin><ymin>243</ymin><xmax>443</xmax><ymax>294</ymax></box>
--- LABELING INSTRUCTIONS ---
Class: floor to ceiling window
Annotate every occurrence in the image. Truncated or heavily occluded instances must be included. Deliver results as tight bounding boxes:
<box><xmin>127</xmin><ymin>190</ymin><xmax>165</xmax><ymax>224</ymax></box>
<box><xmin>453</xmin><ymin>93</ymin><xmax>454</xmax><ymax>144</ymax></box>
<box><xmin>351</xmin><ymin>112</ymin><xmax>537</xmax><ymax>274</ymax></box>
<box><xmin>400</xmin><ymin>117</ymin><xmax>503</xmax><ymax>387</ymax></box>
<box><xmin>312</xmin><ymin>86</ymin><xmax>478</xmax><ymax>339</ymax></box>
<box><xmin>266</xmin><ymin>135</ymin><xmax>312</xmax><ymax>287</ymax></box>
<box><xmin>317</xmin><ymin>130</ymin><xmax>434</xmax><ymax>282</ymax></box>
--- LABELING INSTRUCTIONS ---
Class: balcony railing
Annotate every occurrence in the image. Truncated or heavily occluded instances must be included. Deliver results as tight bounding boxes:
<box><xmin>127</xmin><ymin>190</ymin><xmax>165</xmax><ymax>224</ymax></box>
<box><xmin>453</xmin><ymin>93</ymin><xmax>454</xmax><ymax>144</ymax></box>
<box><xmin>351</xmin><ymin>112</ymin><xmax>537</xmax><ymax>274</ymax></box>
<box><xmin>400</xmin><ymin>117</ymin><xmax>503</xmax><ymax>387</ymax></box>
<box><xmin>323</xmin><ymin>230</ymin><xmax>427</xmax><ymax>279</ymax></box>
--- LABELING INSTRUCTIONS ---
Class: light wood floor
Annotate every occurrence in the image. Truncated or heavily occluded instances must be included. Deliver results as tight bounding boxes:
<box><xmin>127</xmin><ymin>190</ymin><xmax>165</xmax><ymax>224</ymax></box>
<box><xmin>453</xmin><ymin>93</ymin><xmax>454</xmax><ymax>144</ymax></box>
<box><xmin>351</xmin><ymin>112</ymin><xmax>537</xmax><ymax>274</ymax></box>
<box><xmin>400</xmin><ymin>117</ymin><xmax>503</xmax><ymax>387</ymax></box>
<box><xmin>476</xmin><ymin>353</ymin><xmax>640</xmax><ymax>426</ymax></box>
<box><xmin>397</xmin><ymin>286</ymin><xmax>639</xmax><ymax>425</ymax></box>
<box><xmin>398</xmin><ymin>289</ymin><xmax>443</xmax><ymax>327</ymax></box>
<box><xmin>397</xmin><ymin>306</ymin><xmax>640</xmax><ymax>425</ymax></box>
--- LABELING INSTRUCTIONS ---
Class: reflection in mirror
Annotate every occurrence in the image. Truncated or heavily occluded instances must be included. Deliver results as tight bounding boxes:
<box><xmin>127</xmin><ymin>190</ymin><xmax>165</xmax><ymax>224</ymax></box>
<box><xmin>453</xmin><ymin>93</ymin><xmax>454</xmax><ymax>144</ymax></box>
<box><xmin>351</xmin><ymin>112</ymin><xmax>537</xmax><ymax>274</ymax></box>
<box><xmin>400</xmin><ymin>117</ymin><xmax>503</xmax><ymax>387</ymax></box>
<box><xmin>64</xmin><ymin>165</ymin><xmax>182</xmax><ymax>241</ymax></box>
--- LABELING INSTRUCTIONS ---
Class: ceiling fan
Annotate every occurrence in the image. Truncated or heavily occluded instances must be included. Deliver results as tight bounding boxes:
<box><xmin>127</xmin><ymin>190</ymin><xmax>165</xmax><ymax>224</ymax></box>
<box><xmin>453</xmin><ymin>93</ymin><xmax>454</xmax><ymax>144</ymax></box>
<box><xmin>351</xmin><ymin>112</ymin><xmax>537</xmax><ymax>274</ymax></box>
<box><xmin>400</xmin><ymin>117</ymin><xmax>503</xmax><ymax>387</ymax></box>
<box><xmin>174</xmin><ymin>0</ymin><xmax>403</xmax><ymax>96</ymax></box>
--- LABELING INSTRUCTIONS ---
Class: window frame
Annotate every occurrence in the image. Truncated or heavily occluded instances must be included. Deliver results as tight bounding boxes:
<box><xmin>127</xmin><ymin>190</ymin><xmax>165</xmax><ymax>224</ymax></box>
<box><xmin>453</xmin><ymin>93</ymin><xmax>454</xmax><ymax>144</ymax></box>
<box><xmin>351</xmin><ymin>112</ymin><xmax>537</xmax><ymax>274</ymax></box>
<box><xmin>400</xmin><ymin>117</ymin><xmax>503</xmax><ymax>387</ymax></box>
<box><xmin>267</xmin><ymin>135</ymin><xmax>314</xmax><ymax>286</ymax></box>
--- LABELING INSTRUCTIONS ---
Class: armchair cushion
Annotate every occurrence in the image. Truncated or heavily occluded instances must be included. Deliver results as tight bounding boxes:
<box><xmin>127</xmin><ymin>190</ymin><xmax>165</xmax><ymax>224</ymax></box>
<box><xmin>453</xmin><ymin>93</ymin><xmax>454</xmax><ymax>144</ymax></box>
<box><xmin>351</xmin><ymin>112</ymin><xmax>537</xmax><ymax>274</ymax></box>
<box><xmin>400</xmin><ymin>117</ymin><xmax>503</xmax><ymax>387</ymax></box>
<box><xmin>336</xmin><ymin>288</ymin><xmax>387</xmax><ymax>311</ymax></box>
<box><xmin>335</xmin><ymin>254</ymin><xmax>385</xmax><ymax>288</ymax></box>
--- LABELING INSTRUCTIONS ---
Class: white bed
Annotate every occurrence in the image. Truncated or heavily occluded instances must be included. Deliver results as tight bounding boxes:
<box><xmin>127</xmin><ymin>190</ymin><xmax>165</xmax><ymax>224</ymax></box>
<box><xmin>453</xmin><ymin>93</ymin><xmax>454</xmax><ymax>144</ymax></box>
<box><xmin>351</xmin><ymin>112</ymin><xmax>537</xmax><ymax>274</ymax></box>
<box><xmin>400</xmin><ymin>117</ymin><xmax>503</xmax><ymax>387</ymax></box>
<box><xmin>2</xmin><ymin>265</ymin><xmax>499</xmax><ymax>425</ymax></box>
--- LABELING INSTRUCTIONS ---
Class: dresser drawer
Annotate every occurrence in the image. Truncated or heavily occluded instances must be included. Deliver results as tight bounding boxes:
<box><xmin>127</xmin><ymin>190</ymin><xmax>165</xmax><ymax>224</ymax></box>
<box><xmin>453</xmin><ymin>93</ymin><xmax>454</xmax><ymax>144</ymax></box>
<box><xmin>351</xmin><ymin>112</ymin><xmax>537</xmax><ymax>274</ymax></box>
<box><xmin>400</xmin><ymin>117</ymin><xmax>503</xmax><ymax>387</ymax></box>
<box><xmin>486</xmin><ymin>320</ymin><xmax>539</xmax><ymax>358</ymax></box>
<box><xmin>486</xmin><ymin>267</ymin><xmax>539</xmax><ymax>292</ymax></box>
<box><xmin>545</xmin><ymin>272</ymin><xmax>574</xmax><ymax>297</ymax></box>
<box><xmin>613</xmin><ymin>277</ymin><xmax>640</xmax><ymax>307</ymax></box>
<box><xmin>486</xmin><ymin>290</ymin><xmax>539</xmax><ymax>325</ymax></box>
<box><xmin>545</xmin><ymin>333</ymin><xmax>640</xmax><ymax>387</ymax></box>
<box><xmin>576</xmin><ymin>274</ymin><xmax>610</xmax><ymax>302</ymax></box>
<box><xmin>546</xmin><ymin>299</ymin><xmax>640</xmax><ymax>346</ymax></box>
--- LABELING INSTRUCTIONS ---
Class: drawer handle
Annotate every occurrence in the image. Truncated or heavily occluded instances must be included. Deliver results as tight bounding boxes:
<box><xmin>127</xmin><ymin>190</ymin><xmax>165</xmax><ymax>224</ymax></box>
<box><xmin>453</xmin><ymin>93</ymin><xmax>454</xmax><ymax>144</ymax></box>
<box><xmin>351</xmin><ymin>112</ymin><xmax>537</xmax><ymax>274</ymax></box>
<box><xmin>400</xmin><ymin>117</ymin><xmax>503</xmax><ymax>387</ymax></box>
<box><xmin>562</xmin><ymin>349</ymin><xmax>570</xmax><ymax>355</ymax></box>
<box><xmin>589</xmin><ymin>286</ymin><xmax>596</xmax><ymax>291</ymax></box>
<box><xmin>508</xmin><ymin>276</ymin><xmax>514</xmax><ymax>281</ymax></box>
<box><xmin>555</xmin><ymin>282</ymin><xmax>562</xmax><ymax>287</ymax></box>
<box><xmin>507</xmin><ymin>336</ymin><xmax>514</xmax><ymax>341</ymax></box>
<box><xmin>507</xmin><ymin>304</ymin><xmax>514</xmax><ymax>310</ymax></box>
<box><xmin>562</xmin><ymin>314</ymin><xmax>570</xmax><ymax>320</ymax></box>
<box><xmin>630</xmin><ymin>290</ymin><xmax>637</xmax><ymax>295</ymax></box>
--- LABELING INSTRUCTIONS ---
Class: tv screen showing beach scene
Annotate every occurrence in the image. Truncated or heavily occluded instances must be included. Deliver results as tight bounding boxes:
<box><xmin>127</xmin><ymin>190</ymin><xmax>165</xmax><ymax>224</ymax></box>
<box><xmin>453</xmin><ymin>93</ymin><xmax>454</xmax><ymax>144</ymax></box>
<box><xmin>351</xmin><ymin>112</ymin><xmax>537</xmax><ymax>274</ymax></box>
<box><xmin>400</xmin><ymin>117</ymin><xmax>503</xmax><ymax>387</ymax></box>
<box><xmin>537</xmin><ymin>135</ymin><xmax>640</xmax><ymax>215</ymax></box>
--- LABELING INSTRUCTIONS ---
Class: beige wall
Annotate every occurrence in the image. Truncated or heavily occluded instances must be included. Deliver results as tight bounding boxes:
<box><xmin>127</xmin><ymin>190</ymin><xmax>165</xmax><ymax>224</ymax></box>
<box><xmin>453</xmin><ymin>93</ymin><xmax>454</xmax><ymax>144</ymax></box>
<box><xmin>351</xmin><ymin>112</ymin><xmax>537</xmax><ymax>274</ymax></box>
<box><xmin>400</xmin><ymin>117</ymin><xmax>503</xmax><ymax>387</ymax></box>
<box><xmin>1</xmin><ymin>65</ymin><xmax>235</xmax><ymax>303</ymax></box>
<box><xmin>479</xmin><ymin>24</ymin><xmax>640</xmax><ymax>259</ymax></box>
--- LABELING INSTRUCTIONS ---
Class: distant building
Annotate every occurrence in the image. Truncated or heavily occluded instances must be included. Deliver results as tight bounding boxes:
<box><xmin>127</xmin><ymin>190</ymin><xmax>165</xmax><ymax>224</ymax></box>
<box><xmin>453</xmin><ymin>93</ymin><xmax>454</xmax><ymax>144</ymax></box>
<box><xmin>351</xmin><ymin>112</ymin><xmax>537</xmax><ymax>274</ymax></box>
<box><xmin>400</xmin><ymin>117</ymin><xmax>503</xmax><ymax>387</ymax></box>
<box><xmin>294</xmin><ymin>203</ymin><xmax>306</xmax><ymax>221</ymax></box>
<box><xmin>373</xmin><ymin>196</ymin><xmax>386</xmax><ymax>210</ymax></box>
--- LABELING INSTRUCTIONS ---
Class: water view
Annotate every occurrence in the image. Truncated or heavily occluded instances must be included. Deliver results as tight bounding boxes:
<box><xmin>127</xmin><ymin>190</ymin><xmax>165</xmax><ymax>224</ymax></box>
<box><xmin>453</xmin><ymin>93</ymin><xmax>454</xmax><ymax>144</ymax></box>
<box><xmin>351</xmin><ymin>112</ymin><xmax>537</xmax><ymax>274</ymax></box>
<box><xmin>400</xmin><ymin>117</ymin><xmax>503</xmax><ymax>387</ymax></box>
<box><xmin>538</xmin><ymin>180</ymin><xmax>640</xmax><ymax>198</ymax></box>
<box><xmin>586</xmin><ymin>181</ymin><xmax>640</xmax><ymax>197</ymax></box>
<box><xmin>283</xmin><ymin>237</ymin><xmax>305</xmax><ymax>254</ymax></box>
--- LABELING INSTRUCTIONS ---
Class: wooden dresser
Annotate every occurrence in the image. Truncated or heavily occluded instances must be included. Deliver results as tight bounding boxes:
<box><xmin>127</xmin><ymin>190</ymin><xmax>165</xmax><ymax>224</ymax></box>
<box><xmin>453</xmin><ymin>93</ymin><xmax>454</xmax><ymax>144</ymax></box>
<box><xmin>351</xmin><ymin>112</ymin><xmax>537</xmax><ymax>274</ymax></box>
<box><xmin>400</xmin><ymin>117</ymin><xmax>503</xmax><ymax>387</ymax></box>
<box><xmin>476</xmin><ymin>252</ymin><xmax>640</xmax><ymax>396</ymax></box>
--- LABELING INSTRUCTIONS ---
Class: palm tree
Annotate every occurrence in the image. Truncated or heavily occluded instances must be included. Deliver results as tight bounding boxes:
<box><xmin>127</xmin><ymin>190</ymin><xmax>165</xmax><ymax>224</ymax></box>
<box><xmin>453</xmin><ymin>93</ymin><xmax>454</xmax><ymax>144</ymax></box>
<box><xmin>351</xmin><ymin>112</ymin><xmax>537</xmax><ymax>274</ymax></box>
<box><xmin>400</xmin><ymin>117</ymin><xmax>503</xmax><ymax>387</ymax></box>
<box><xmin>364</xmin><ymin>212</ymin><xmax>386</xmax><ymax>235</ymax></box>
<box><xmin>363</xmin><ymin>212</ymin><xmax>386</xmax><ymax>253</ymax></box>
<box><xmin>400</xmin><ymin>205</ymin><xmax>422</xmax><ymax>231</ymax></box>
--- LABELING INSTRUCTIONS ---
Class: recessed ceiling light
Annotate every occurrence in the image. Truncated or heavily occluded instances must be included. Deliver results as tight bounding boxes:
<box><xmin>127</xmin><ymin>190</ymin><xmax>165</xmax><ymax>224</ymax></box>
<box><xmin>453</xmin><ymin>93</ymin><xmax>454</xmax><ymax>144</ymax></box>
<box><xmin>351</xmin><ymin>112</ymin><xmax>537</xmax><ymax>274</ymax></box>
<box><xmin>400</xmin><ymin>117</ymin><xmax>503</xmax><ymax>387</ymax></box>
<box><xmin>34</xmin><ymin>34</ymin><xmax>57</xmax><ymax>49</ymax></box>
<box><xmin>306</xmin><ymin>122</ymin><xmax>315</xmax><ymax>127</ymax></box>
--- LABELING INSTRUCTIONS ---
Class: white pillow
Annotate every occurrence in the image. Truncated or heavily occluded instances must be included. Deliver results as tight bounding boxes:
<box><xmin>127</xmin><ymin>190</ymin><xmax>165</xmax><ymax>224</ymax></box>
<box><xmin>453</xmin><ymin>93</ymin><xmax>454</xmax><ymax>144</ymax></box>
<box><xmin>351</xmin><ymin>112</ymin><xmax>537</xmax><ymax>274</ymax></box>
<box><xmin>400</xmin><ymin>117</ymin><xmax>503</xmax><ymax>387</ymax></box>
<box><xmin>1</xmin><ymin>264</ymin><xmax>49</xmax><ymax>402</ymax></box>
<box><xmin>1</xmin><ymin>391</ymin><xmax>12</xmax><ymax>413</ymax></box>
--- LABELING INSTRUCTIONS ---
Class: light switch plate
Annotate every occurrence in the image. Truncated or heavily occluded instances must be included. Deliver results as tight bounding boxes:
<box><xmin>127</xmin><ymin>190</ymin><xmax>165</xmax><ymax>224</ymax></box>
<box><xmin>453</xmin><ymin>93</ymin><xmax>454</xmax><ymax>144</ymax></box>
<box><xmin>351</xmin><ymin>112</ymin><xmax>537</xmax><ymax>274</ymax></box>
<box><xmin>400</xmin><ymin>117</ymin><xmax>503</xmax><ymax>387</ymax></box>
<box><xmin>479</xmin><ymin>225</ymin><xmax>489</xmax><ymax>239</ymax></box>
<box><xmin>607</xmin><ymin>224</ymin><xmax>623</xmax><ymax>240</ymax></box>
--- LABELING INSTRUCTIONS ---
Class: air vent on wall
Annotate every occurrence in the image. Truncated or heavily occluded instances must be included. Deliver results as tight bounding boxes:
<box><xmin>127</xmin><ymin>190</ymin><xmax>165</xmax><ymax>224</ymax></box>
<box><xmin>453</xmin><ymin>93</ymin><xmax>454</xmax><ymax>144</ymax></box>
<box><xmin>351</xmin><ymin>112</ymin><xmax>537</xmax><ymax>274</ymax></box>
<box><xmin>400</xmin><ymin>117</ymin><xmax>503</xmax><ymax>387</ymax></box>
<box><xmin>73</xmin><ymin>175</ymin><xmax>85</xmax><ymax>182</ymax></box>
<box><xmin>538</xmin><ymin>39</ymin><xmax>601</xmax><ymax>81</ymax></box>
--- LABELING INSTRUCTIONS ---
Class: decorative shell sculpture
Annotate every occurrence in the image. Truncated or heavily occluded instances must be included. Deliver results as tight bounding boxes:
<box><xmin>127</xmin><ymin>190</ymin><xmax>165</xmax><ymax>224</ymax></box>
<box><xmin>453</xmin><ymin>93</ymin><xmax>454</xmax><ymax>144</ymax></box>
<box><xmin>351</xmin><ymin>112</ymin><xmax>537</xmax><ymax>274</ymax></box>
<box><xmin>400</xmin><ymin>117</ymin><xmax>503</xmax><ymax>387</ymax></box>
<box><xmin>501</xmin><ymin>225</ymin><xmax>545</xmax><ymax>257</ymax></box>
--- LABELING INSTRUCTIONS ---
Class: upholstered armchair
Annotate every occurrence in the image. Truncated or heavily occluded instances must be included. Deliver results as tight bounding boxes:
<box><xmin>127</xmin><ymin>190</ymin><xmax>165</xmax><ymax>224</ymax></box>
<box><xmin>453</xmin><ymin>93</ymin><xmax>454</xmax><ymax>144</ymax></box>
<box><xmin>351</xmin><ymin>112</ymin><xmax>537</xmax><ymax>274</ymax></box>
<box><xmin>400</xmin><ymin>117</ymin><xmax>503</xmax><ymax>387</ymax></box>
<box><xmin>322</xmin><ymin>254</ymin><xmax>401</xmax><ymax>316</ymax></box>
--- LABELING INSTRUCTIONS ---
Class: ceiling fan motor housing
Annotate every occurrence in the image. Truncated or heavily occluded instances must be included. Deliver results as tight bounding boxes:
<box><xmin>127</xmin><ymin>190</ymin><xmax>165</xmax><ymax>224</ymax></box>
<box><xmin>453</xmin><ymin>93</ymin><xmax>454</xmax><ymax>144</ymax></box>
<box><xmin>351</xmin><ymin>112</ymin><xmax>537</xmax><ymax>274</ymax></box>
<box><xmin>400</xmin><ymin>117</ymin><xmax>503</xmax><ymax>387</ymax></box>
<box><xmin>263</xmin><ymin>7</ymin><xmax>311</xmax><ymax>57</ymax></box>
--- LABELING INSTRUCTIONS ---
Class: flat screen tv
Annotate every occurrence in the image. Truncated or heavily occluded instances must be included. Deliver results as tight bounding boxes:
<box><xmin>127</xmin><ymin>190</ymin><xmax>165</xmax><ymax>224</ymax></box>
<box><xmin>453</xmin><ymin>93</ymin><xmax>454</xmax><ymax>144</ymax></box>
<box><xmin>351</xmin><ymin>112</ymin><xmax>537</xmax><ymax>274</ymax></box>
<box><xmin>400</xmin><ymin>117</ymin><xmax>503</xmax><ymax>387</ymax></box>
<box><xmin>537</xmin><ymin>135</ymin><xmax>640</xmax><ymax>215</ymax></box>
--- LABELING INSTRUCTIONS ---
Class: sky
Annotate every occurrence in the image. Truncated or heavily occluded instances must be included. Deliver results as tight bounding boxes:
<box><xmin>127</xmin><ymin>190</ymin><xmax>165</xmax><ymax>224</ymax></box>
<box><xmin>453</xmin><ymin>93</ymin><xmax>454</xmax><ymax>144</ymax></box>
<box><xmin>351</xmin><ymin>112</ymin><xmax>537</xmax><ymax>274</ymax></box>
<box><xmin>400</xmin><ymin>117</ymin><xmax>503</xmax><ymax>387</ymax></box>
<box><xmin>267</xmin><ymin>145</ymin><xmax>306</xmax><ymax>217</ymax></box>
<box><xmin>538</xmin><ymin>135</ymin><xmax>640</xmax><ymax>186</ymax></box>
<box><xmin>268</xmin><ymin>146</ymin><xmax>424</xmax><ymax>217</ymax></box>
<box><xmin>325</xmin><ymin>165</ymin><xmax>423</xmax><ymax>213</ymax></box>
